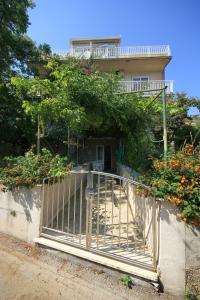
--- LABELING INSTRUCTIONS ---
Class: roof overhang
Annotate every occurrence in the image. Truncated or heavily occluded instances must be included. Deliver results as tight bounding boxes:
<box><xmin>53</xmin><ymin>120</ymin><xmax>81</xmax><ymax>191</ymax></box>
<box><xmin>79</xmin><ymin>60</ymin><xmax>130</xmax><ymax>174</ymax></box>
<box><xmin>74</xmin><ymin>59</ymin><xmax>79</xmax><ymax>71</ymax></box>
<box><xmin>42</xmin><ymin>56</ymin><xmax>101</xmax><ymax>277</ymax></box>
<box><xmin>70</xmin><ymin>36</ymin><xmax>121</xmax><ymax>46</ymax></box>
<box><xmin>94</xmin><ymin>56</ymin><xmax>172</xmax><ymax>73</ymax></box>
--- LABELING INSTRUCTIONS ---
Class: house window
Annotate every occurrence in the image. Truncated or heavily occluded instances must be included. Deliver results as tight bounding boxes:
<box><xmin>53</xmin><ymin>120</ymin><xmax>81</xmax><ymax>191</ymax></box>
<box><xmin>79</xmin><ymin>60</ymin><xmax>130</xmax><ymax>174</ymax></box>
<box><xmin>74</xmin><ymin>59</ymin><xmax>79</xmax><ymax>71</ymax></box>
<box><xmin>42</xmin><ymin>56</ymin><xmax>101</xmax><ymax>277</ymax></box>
<box><xmin>96</xmin><ymin>145</ymin><xmax>104</xmax><ymax>161</ymax></box>
<box><xmin>132</xmin><ymin>76</ymin><xmax>149</xmax><ymax>82</ymax></box>
<box><xmin>131</xmin><ymin>76</ymin><xmax>149</xmax><ymax>91</ymax></box>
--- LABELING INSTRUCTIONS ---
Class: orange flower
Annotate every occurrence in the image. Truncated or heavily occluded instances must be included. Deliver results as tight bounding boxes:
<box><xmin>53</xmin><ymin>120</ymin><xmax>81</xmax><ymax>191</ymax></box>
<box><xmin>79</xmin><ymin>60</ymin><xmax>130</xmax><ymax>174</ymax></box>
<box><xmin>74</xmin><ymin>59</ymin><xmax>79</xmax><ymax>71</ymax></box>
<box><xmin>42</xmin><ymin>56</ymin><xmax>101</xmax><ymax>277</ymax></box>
<box><xmin>167</xmin><ymin>195</ymin><xmax>181</xmax><ymax>205</ymax></box>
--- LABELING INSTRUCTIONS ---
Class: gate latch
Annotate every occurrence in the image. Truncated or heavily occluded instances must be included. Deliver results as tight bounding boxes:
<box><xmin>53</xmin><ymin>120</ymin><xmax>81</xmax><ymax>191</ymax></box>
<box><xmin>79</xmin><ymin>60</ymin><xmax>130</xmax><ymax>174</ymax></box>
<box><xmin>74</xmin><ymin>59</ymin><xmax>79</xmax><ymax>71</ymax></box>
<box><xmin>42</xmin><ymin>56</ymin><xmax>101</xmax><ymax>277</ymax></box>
<box><xmin>85</xmin><ymin>187</ymin><xmax>94</xmax><ymax>201</ymax></box>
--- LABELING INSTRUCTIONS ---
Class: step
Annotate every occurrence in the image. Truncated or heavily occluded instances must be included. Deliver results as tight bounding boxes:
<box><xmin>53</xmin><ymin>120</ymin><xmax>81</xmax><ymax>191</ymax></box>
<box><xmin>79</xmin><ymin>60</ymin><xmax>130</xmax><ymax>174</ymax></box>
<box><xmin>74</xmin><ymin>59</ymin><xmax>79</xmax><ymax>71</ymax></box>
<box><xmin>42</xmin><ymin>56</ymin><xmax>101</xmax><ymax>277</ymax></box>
<box><xmin>34</xmin><ymin>237</ymin><xmax>158</xmax><ymax>282</ymax></box>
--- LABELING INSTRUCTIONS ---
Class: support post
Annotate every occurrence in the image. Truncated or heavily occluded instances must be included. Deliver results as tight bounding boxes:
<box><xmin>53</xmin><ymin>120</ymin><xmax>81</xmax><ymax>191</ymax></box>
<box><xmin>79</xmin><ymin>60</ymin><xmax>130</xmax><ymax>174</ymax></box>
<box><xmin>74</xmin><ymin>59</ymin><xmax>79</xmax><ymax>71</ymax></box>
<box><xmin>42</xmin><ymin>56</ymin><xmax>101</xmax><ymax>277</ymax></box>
<box><xmin>162</xmin><ymin>88</ymin><xmax>167</xmax><ymax>161</ymax></box>
<box><xmin>37</xmin><ymin>114</ymin><xmax>40</xmax><ymax>155</ymax></box>
<box><xmin>67</xmin><ymin>127</ymin><xmax>70</xmax><ymax>157</ymax></box>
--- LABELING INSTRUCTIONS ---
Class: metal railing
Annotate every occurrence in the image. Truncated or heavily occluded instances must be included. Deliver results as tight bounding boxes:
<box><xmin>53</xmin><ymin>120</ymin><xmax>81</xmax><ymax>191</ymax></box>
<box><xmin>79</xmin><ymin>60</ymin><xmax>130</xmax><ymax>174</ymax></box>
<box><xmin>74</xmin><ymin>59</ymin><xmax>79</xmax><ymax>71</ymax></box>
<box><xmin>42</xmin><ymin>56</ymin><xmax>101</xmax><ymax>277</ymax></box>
<box><xmin>40</xmin><ymin>171</ymin><xmax>160</xmax><ymax>271</ymax></box>
<box><xmin>119</xmin><ymin>80</ymin><xmax>174</xmax><ymax>94</ymax></box>
<box><xmin>68</xmin><ymin>45</ymin><xmax>171</xmax><ymax>59</ymax></box>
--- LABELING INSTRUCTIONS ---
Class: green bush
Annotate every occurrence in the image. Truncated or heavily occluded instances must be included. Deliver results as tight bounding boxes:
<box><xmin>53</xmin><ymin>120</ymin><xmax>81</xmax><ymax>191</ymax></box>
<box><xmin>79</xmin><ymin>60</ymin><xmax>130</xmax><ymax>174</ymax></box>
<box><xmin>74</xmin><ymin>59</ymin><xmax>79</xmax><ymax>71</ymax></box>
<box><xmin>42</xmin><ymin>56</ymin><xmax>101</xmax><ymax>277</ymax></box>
<box><xmin>0</xmin><ymin>148</ymin><xmax>72</xmax><ymax>190</ymax></box>
<box><xmin>141</xmin><ymin>145</ymin><xmax>200</xmax><ymax>225</ymax></box>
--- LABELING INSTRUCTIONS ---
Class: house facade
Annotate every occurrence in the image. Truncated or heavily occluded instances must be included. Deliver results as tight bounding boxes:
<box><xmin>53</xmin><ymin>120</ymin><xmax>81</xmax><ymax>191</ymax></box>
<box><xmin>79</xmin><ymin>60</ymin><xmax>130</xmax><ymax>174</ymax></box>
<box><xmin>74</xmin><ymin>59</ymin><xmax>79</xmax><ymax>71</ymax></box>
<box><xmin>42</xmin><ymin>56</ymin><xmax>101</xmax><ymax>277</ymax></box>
<box><xmin>64</xmin><ymin>36</ymin><xmax>173</xmax><ymax>171</ymax></box>
<box><xmin>68</xmin><ymin>36</ymin><xmax>173</xmax><ymax>95</ymax></box>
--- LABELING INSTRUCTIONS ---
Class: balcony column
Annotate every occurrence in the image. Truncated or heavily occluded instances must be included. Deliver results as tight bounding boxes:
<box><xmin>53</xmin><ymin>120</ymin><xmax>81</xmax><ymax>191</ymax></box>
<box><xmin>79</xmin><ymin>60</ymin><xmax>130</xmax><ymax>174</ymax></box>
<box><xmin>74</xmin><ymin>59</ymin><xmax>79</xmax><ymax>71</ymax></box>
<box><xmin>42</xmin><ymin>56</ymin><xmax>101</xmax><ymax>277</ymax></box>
<box><xmin>162</xmin><ymin>88</ymin><xmax>168</xmax><ymax>160</ymax></box>
<box><xmin>89</xmin><ymin>41</ymin><xmax>92</xmax><ymax>56</ymax></box>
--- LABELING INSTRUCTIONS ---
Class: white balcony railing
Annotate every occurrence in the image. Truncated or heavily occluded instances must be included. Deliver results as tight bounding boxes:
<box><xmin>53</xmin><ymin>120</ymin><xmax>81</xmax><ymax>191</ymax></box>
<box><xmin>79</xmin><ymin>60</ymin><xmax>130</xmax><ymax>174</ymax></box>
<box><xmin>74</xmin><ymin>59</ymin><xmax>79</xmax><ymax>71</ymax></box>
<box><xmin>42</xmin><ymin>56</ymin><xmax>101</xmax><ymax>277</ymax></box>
<box><xmin>68</xmin><ymin>45</ymin><xmax>171</xmax><ymax>59</ymax></box>
<box><xmin>118</xmin><ymin>80</ymin><xmax>174</xmax><ymax>95</ymax></box>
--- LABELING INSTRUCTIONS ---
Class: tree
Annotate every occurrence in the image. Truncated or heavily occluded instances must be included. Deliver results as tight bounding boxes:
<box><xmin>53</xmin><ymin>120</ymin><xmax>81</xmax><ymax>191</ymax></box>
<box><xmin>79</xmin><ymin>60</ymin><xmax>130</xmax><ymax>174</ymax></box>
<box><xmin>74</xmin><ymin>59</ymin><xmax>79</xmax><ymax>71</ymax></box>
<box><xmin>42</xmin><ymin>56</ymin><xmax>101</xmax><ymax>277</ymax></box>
<box><xmin>0</xmin><ymin>0</ymin><xmax>37</xmax><ymax>79</ymax></box>
<box><xmin>149</xmin><ymin>93</ymin><xmax>200</xmax><ymax>151</ymax></box>
<box><xmin>12</xmin><ymin>57</ymin><xmax>155</xmax><ymax>169</ymax></box>
<box><xmin>0</xmin><ymin>1</ymin><xmax>42</xmax><ymax>156</ymax></box>
<box><xmin>0</xmin><ymin>81</ymin><xmax>36</xmax><ymax>156</ymax></box>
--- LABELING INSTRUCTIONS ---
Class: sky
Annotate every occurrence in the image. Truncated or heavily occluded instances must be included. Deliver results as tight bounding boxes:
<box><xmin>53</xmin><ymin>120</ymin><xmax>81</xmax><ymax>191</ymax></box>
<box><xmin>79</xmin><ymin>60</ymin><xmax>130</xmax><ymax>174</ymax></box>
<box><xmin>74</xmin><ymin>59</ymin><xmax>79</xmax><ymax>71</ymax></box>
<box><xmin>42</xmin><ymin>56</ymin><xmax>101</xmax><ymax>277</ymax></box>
<box><xmin>27</xmin><ymin>0</ymin><xmax>200</xmax><ymax>113</ymax></box>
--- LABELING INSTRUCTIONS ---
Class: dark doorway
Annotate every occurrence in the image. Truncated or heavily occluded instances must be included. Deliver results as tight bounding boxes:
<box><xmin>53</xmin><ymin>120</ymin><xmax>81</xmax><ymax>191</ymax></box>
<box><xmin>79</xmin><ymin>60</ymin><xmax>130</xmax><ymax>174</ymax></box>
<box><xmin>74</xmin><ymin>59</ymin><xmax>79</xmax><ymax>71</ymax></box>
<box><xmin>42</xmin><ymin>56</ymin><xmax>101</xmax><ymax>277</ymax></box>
<box><xmin>104</xmin><ymin>145</ymin><xmax>111</xmax><ymax>171</ymax></box>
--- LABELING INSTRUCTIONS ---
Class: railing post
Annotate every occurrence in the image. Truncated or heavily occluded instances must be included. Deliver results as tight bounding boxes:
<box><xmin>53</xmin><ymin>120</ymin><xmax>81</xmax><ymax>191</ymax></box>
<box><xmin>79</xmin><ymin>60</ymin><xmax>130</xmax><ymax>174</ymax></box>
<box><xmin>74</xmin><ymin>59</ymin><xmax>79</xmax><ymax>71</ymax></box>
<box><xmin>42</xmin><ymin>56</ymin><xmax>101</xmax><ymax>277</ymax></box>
<box><xmin>86</xmin><ymin>171</ymin><xmax>94</xmax><ymax>250</ymax></box>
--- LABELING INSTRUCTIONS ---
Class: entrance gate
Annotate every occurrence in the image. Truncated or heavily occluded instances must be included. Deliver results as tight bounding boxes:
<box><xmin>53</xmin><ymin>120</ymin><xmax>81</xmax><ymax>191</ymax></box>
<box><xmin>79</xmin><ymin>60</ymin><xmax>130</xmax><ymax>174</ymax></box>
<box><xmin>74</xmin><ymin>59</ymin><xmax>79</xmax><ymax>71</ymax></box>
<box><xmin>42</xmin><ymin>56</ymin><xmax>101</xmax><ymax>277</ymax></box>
<box><xmin>41</xmin><ymin>171</ymin><xmax>160</xmax><ymax>271</ymax></box>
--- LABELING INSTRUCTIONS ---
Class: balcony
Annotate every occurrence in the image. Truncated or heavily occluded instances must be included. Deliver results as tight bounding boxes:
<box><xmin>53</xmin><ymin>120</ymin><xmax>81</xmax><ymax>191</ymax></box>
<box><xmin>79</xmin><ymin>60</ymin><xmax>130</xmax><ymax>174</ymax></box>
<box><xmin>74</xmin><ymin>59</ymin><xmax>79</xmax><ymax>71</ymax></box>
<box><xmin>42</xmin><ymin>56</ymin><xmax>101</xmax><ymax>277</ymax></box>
<box><xmin>118</xmin><ymin>80</ymin><xmax>174</xmax><ymax>95</ymax></box>
<box><xmin>67</xmin><ymin>45</ymin><xmax>171</xmax><ymax>59</ymax></box>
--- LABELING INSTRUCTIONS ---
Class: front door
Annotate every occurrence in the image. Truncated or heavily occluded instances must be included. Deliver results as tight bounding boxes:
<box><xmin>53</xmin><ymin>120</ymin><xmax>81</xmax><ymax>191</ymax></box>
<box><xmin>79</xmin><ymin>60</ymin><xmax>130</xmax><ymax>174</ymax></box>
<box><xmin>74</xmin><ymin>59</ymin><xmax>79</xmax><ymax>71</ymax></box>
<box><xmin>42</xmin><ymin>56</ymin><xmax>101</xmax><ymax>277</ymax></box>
<box><xmin>104</xmin><ymin>145</ymin><xmax>111</xmax><ymax>171</ymax></box>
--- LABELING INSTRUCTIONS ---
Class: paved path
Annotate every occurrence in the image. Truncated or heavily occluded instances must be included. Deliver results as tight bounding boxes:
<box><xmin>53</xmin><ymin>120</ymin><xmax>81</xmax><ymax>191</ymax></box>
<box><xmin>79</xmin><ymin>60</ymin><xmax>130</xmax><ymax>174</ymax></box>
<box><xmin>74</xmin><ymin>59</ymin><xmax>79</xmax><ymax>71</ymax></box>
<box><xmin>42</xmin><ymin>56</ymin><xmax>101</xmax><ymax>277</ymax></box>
<box><xmin>0</xmin><ymin>233</ymin><xmax>176</xmax><ymax>300</ymax></box>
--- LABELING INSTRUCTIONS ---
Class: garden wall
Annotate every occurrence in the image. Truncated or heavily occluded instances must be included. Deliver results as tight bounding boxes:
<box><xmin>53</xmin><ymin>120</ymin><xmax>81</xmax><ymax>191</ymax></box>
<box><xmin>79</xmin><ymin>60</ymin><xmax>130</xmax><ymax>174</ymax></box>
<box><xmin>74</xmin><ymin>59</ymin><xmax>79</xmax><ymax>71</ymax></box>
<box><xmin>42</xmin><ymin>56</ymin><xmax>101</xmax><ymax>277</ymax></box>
<box><xmin>0</xmin><ymin>185</ymin><xmax>42</xmax><ymax>243</ymax></box>
<box><xmin>159</xmin><ymin>201</ymin><xmax>200</xmax><ymax>296</ymax></box>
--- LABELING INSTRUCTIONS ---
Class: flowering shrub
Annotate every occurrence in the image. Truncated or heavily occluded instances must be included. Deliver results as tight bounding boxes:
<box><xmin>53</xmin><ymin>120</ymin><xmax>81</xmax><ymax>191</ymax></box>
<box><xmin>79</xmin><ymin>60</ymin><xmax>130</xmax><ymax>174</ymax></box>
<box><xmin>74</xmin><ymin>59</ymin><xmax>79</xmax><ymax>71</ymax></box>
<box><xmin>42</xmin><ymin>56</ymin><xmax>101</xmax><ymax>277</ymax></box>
<box><xmin>141</xmin><ymin>145</ymin><xmax>200</xmax><ymax>225</ymax></box>
<box><xmin>0</xmin><ymin>148</ymin><xmax>72</xmax><ymax>190</ymax></box>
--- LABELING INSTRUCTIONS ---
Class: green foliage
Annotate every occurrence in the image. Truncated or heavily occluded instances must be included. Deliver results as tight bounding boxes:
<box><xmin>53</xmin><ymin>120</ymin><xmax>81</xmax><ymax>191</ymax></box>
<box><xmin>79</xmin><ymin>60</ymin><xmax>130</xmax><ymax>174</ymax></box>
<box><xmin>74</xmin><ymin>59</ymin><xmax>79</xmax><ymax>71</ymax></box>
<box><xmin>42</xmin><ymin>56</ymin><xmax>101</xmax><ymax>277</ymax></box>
<box><xmin>141</xmin><ymin>145</ymin><xmax>200</xmax><ymax>224</ymax></box>
<box><xmin>150</xmin><ymin>93</ymin><xmax>200</xmax><ymax>151</ymax></box>
<box><xmin>120</xmin><ymin>275</ymin><xmax>134</xmax><ymax>289</ymax></box>
<box><xmin>0</xmin><ymin>0</ymin><xmax>42</xmax><ymax>155</ymax></box>
<box><xmin>38</xmin><ymin>43</ymin><xmax>52</xmax><ymax>55</ymax></box>
<box><xmin>10</xmin><ymin>210</ymin><xmax>17</xmax><ymax>217</ymax></box>
<box><xmin>0</xmin><ymin>0</ymin><xmax>37</xmax><ymax>79</ymax></box>
<box><xmin>0</xmin><ymin>81</ymin><xmax>36</xmax><ymax>156</ymax></box>
<box><xmin>11</xmin><ymin>59</ymin><xmax>135</xmax><ymax>133</ymax></box>
<box><xmin>11</xmin><ymin>54</ymin><xmax>200</xmax><ymax>173</ymax></box>
<box><xmin>12</xmin><ymin>58</ymin><xmax>156</xmax><ymax>169</ymax></box>
<box><xmin>0</xmin><ymin>148</ymin><xmax>72</xmax><ymax>190</ymax></box>
<box><xmin>126</xmin><ymin>92</ymin><xmax>200</xmax><ymax>172</ymax></box>
<box><xmin>184</xmin><ymin>289</ymin><xmax>199</xmax><ymax>300</ymax></box>
<box><xmin>167</xmin><ymin>93</ymin><xmax>200</xmax><ymax>149</ymax></box>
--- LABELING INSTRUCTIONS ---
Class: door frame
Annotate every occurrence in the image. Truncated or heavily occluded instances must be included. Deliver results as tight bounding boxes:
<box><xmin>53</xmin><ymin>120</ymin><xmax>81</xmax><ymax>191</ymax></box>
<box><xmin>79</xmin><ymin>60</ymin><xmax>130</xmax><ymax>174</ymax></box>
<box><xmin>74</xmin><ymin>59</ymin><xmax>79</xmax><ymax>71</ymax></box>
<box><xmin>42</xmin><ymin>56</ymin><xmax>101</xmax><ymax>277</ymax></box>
<box><xmin>96</xmin><ymin>145</ymin><xmax>104</xmax><ymax>170</ymax></box>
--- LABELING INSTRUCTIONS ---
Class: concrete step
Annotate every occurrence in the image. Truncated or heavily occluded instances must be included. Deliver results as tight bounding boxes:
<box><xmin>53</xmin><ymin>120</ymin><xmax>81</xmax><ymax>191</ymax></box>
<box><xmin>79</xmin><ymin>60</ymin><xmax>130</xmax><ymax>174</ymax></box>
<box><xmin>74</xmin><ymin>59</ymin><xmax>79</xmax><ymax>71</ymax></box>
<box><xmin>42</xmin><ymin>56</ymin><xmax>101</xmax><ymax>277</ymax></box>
<box><xmin>34</xmin><ymin>237</ymin><xmax>158</xmax><ymax>282</ymax></box>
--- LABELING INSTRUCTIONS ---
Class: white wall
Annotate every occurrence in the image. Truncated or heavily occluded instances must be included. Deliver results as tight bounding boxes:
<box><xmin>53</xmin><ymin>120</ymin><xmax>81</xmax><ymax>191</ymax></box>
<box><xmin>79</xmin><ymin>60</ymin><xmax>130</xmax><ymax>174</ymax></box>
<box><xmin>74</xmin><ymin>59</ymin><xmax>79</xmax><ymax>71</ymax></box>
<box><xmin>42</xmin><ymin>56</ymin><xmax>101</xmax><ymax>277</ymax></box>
<box><xmin>0</xmin><ymin>185</ymin><xmax>42</xmax><ymax>243</ymax></box>
<box><xmin>159</xmin><ymin>201</ymin><xmax>200</xmax><ymax>297</ymax></box>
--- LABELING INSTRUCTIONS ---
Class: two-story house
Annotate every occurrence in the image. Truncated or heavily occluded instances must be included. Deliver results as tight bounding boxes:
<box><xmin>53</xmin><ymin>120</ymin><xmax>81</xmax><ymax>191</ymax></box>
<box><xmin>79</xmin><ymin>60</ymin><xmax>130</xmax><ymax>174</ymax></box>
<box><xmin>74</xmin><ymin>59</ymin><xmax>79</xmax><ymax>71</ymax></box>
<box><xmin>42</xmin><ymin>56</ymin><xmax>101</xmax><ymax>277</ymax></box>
<box><xmin>63</xmin><ymin>36</ymin><xmax>173</xmax><ymax>171</ymax></box>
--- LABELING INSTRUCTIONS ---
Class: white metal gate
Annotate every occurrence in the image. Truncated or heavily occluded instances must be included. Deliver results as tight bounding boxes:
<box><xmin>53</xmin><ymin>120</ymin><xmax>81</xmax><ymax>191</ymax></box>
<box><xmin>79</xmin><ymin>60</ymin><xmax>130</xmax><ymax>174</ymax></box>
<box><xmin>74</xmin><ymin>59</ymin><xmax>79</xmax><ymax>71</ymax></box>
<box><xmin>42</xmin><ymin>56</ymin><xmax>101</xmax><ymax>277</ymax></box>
<box><xmin>40</xmin><ymin>171</ymin><xmax>160</xmax><ymax>271</ymax></box>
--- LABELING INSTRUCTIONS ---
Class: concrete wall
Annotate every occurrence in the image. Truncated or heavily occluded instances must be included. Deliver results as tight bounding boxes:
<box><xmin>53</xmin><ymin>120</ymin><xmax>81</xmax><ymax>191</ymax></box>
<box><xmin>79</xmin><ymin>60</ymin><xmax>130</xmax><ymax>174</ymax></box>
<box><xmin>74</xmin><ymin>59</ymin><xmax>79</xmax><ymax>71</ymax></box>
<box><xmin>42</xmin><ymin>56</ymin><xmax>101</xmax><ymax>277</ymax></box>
<box><xmin>0</xmin><ymin>185</ymin><xmax>42</xmax><ymax>243</ymax></box>
<box><xmin>158</xmin><ymin>201</ymin><xmax>200</xmax><ymax>297</ymax></box>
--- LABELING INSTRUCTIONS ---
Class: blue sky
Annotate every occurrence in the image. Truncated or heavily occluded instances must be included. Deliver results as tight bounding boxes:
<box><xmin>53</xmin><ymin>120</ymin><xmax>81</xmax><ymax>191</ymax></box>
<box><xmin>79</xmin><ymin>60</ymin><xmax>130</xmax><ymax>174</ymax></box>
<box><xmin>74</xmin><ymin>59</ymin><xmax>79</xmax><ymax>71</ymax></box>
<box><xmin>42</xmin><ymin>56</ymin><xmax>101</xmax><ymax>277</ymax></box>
<box><xmin>27</xmin><ymin>0</ymin><xmax>200</xmax><ymax>111</ymax></box>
